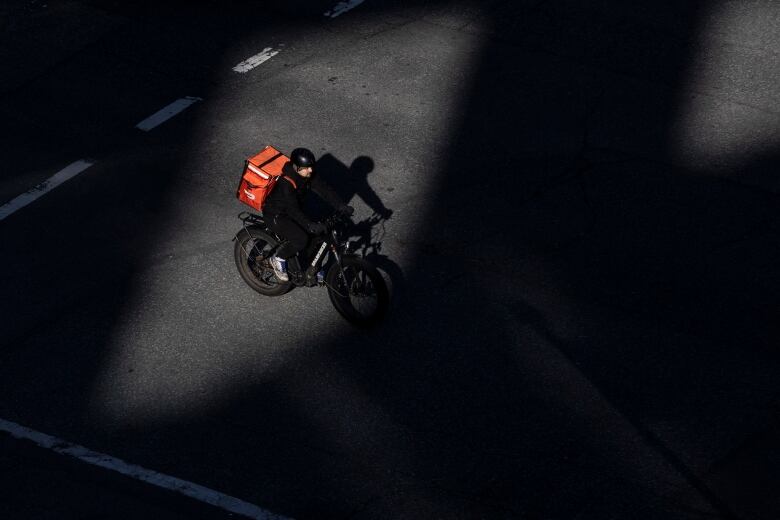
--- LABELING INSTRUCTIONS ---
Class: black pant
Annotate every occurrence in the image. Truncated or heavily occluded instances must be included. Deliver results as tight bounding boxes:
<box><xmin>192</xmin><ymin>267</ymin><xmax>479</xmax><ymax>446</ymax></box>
<box><xmin>267</xmin><ymin>214</ymin><xmax>314</xmax><ymax>269</ymax></box>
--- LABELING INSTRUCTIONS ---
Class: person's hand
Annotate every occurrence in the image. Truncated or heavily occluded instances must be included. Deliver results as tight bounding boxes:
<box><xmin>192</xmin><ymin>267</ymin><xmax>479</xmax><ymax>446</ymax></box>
<box><xmin>338</xmin><ymin>205</ymin><xmax>355</xmax><ymax>217</ymax></box>
<box><xmin>308</xmin><ymin>222</ymin><xmax>327</xmax><ymax>235</ymax></box>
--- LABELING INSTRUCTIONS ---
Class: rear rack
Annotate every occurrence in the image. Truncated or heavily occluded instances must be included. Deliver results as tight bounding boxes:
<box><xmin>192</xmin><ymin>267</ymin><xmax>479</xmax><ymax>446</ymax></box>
<box><xmin>238</xmin><ymin>211</ymin><xmax>265</xmax><ymax>226</ymax></box>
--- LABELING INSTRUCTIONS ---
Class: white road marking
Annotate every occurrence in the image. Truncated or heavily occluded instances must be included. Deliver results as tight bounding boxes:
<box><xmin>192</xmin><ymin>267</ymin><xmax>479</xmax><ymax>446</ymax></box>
<box><xmin>135</xmin><ymin>96</ymin><xmax>202</xmax><ymax>132</ymax></box>
<box><xmin>0</xmin><ymin>160</ymin><xmax>94</xmax><ymax>221</ymax></box>
<box><xmin>0</xmin><ymin>418</ymin><xmax>290</xmax><ymax>520</ymax></box>
<box><xmin>324</xmin><ymin>0</ymin><xmax>365</xmax><ymax>18</ymax></box>
<box><xmin>233</xmin><ymin>48</ymin><xmax>281</xmax><ymax>73</ymax></box>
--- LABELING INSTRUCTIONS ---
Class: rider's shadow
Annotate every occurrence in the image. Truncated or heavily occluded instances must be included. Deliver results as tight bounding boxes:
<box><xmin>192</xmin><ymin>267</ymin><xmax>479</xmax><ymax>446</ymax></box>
<box><xmin>305</xmin><ymin>154</ymin><xmax>404</xmax><ymax>307</ymax></box>
<box><xmin>307</xmin><ymin>154</ymin><xmax>393</xmax><ymax>221</ymax></box>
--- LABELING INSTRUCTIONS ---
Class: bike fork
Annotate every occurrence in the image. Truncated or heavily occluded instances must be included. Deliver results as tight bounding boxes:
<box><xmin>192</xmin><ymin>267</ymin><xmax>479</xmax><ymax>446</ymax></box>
<box><xmin>329</xmin><ymin>246</ymin><xmax>353</xmax><ymax>296</ymax></box>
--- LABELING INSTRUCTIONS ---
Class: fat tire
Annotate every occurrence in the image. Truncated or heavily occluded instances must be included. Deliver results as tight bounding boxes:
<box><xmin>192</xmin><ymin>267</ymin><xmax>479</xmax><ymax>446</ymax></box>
<box><xmin>326</xmin><ymin>256</ymin><xmax>389</xmax><ymax>327</ymax></box>
<box><xmin>233</xmin><ymin>227</ymin><xmax>292</xmax><ymax>296</ymax></box>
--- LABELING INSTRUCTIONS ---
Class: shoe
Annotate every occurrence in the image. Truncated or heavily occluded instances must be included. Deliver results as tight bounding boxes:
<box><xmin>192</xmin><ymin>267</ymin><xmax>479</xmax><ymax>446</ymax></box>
<box><xmin>270</xmin><ymin>256</ymin><xmax>288</xmax><ymax>282</ymax></box>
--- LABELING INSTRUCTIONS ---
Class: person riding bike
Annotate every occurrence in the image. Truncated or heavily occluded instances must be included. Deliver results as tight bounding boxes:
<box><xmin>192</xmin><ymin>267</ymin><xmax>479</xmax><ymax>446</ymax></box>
<box><xmin>263</xmin><ymin>147</ymin><xmax>354</xmax><ymax>282</ymax></box>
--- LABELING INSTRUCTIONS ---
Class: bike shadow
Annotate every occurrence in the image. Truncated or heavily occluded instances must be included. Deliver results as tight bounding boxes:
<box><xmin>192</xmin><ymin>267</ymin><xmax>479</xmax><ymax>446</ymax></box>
<box><xmin>306</xmin><ymin>153</ymin><xmax>404</xmax><ymax>306</ymax></box>
<box><xmin>346</xmin><ymin>213</ymin><xmax>406</xmax><ymax>310</ymax></box>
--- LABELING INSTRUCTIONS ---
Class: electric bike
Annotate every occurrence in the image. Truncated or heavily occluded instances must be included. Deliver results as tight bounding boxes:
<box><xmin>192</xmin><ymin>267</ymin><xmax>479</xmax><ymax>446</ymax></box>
<box><xmin>233</xmin><ymin>212</ymin><xmax>389</xmax><ymax>327</ymax></box>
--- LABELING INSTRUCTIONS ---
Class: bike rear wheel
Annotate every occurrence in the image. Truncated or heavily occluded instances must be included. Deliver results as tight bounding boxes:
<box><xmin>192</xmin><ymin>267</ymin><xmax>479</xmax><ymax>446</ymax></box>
<box><xmin>326</xmin><ymin>256</ymin><xmax>388</xmax><ymax>327</ymax></box>
<box><xmin>234</xmin><ymin>228</ymin><xmax>292</xmax><ymax>296</ymax></box>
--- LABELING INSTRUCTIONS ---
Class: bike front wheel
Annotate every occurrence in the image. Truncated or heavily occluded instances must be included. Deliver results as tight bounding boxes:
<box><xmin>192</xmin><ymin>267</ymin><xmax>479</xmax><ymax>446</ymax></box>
<box><xmin>326</xmin><ymin>256</ymin><xmax>389</xmax><ymax>327</ymax></box>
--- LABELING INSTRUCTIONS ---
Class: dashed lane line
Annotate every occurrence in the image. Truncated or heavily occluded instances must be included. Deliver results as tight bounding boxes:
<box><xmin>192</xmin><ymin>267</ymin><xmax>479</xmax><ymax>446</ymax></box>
<box><xmin>0</xmin><ymin>418</ymin><xmax>290</xmax><ymax>520</ymax></box>
<box><xmin>0</xmin><ymin>160</ymin><xmax>95</xmax><ymax>221</ymax></box>
<box><xmin>3</xmin><ymin>0</ymin><xmax>364</xmax><ymax>222</ymax></box>
<box><xmin>233</xmin><ymin>47</ymin><xmax>281</xmax><ymax>73</ymax></box>
<box><xmin>1</xmin><ymin>0</ymin><xmax>364</xmax><ymax>220</ymax></box>
<box><xmin>233</xmin><ymin>0</ymin><xmax>364</xmax><ymax>73</ymax></box>
<box><xmin>135</xmin><ymin>96</ymin><xmax>202</xmax><ymax>132</ymax></box>
<box><xmin>324</xmin><ymin>0</ymin><xmax>365</xmax><ymax>18</ymax></box>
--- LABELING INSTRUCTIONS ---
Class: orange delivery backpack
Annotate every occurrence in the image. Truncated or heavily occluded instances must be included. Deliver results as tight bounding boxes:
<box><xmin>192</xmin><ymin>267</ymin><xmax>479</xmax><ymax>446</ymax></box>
<box><xmin>236</xmin><ymin>145</ymin><xmax>297</xmax><ymax>212</ymax></box>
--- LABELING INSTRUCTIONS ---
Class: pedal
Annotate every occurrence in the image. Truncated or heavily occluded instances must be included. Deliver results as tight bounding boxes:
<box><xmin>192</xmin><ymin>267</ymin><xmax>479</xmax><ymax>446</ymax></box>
<box><xmin>289</xmin><ymin>271</ymin><xmax>305</xmax><ymax>287</ymax></box>
<box><xmin>304</xmin><ymin>272</ymin><xmax>319</xmax><ymax>287</ymax></box>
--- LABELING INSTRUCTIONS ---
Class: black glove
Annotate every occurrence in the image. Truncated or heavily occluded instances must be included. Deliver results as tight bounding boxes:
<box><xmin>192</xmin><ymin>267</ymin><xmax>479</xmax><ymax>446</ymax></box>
<box><xmin>338</xmin><ymin>205</ymin><xmax>355</xmax><ymax>217</ymax></box>
<box><xmin>307</xmin><ymin>222</ymin><xmax>327</xmax><ymax>235</ymax></box>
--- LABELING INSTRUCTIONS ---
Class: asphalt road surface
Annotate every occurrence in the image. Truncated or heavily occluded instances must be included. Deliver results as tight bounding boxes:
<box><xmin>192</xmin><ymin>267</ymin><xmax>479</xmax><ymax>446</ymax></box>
<box><xmin>2</xmin><ymin>1</ymin><xmax>779</xmax><ymax>518</ymax></box>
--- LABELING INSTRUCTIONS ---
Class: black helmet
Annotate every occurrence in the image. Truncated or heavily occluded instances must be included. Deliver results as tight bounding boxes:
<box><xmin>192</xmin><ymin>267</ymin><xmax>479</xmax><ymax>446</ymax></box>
<box><xmin>290</xmin><ymin>148</ymin><xmax>316</xmax><ymax>169</ymax></box>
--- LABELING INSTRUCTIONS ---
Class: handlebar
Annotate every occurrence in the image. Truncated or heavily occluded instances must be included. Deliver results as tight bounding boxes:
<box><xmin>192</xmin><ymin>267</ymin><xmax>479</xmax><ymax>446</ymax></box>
<box><xmin>321</xmin><ymin>212</ymin><xmax>351</xmax><ymax>231</ymax></box>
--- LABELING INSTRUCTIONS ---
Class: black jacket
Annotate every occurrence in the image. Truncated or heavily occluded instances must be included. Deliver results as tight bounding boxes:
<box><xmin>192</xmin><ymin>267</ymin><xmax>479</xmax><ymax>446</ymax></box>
<box><xmin>263</xmin><ymin>162</ymin><xmax>343</xmax><ymax>228</ymax></box>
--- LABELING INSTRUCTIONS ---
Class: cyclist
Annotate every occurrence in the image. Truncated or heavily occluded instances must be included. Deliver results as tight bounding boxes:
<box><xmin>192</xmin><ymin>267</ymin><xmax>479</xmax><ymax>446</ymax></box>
<box><xmin>263</xmin><ymin>147</ymin><xmax>354</xmax><ymax>282</ymax></box>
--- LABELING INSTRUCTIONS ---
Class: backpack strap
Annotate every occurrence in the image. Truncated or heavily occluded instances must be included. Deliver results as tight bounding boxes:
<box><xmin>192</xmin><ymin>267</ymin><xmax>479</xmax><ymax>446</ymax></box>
<box><xmin>282</xmin><ymin>175</ymin><xmax>297</xmax><ymax>189</ymax></box>
<box><xmin>256</xmin><ymin>152</ymin><xmax>283</xmax><ymax>169</ymax></box>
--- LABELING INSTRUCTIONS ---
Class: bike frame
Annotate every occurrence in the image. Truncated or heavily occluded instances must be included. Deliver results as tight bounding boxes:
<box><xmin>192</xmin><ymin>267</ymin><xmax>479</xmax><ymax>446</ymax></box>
<box><xmin>307</xmin><ymin>219</ymin><xmax>351</xmax><ymax>293</ymax></box>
